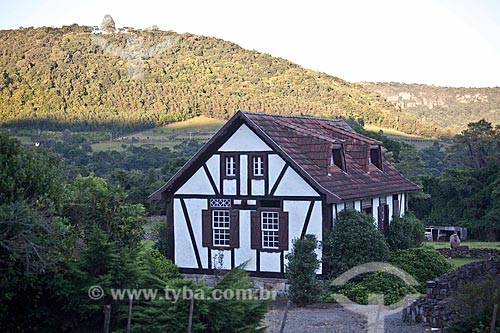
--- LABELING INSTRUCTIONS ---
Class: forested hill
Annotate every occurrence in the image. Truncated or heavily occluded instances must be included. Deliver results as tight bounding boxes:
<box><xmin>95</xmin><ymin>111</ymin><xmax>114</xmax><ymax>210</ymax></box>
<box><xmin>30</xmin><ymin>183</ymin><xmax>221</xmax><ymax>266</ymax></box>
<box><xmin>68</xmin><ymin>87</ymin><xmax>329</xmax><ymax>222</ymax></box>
<box><xmin>0</xmin><ymin>25</ymin><xmax>444</xmax><ymax>136</ymax></box>
<box><xmin>361</xmin><ymin>82</ymin><xmax>500</xmax><ymax>132</ymax></box>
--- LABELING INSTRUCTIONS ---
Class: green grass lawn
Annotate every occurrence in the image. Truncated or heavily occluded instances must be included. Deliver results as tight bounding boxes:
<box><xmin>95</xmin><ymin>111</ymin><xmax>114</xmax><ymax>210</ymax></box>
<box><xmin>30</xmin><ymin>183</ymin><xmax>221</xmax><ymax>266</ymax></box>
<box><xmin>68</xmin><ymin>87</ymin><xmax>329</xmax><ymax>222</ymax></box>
<box><xmin>448</xmin><ymin>257</ymin><xmax>486</xmax><ymax>269</ymax></box>
<box><xmin>425</xmin><ymin>241</ymin><xmax>500</xmax><ymax>249</ymax></box>
<box><xmin>426</xmin><ymin>241</ymin><xmax>500</xmax><ymax>268</ymax></box>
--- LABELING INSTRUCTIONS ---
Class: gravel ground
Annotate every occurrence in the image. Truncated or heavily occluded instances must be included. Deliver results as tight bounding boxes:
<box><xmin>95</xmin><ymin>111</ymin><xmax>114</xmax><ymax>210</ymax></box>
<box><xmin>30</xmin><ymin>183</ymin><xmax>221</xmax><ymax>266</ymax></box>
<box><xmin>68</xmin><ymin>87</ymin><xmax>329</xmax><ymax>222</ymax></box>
<box><xmin>262</xmin><ymin>301</ymin><xmax>429</xmax><ymax>333</ymax></box>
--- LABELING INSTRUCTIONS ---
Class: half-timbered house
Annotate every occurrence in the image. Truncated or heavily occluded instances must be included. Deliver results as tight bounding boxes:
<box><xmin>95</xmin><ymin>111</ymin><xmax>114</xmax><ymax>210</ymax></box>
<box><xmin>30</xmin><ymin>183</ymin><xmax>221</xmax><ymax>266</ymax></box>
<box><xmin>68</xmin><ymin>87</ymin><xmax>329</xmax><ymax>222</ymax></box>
<box><xmin>149</xmin><ymin>111</ymin><xmax>420</xmax><ymax>277</ymax></box>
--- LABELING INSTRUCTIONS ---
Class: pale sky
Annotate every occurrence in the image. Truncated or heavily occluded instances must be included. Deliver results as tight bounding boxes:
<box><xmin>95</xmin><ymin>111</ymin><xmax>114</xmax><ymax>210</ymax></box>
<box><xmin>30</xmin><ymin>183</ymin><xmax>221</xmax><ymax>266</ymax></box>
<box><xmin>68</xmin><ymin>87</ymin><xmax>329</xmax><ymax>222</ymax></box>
<box><xmin>1</xmin><ymin>0</ymin><xmax>499</xmax><ymax>87</ymax></box>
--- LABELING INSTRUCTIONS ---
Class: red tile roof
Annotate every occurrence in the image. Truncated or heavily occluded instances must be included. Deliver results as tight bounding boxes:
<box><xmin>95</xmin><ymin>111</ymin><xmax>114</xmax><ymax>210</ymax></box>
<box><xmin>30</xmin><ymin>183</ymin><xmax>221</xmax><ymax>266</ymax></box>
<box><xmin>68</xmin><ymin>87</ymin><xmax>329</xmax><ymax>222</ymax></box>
<box><xmin>243</xmin><ymin>112</ymin><xmax>420</xmax><ymax>202</ymax></box>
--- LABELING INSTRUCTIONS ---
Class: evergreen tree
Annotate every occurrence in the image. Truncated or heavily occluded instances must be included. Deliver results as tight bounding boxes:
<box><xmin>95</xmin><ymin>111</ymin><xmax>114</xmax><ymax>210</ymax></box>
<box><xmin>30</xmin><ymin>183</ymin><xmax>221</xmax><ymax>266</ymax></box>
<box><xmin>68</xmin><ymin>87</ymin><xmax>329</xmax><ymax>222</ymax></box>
<box><xmin>286</xmin><ymin>234</ymin><xmax>321</xmax><ymax>306</ymax></box>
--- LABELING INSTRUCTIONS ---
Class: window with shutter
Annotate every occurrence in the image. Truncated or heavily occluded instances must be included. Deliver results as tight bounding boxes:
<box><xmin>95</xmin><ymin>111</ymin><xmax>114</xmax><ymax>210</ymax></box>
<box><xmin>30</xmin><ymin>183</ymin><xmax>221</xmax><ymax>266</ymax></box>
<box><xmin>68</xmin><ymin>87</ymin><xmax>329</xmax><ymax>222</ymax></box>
<box><xmin>251</xmin><ymin>208</ymin><xmax>288</xmax><ymax>252</ymax></box>
<box><xmin>202</xmin><ymin>208</ymin><xmax>239</xmax><ymax>249</ymax></box>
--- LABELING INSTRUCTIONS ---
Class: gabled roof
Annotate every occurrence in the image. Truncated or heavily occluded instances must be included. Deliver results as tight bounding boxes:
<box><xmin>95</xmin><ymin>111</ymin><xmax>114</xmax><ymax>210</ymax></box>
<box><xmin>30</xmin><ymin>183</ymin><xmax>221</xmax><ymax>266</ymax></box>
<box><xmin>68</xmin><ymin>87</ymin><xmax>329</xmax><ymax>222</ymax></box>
<box><xmin>149</xmin><ymin>111</ymin><xmax>420</xmax><ymax>203</ymax></box>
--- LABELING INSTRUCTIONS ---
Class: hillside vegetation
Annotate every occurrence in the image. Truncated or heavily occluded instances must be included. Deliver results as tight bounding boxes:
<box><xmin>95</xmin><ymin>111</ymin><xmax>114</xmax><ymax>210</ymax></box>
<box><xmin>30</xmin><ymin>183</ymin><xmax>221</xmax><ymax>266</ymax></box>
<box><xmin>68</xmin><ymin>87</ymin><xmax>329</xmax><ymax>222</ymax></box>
<box><xmin>361</xmin><ymin>82</ymin><xmax>500</xmax><ymax>132</ymax></box>
<box><xmin>0</xmin><ymin>25</ymin><xmax>445</xmax><ymax>136</ymax></box>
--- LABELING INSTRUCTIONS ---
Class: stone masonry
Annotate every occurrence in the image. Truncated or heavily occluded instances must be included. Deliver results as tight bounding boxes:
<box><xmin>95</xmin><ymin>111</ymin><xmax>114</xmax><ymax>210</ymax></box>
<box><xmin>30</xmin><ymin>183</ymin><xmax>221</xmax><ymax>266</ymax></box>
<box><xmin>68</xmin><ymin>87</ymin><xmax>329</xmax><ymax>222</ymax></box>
<box><xmin>402</xmin><ymin>260</ymin><xmax>500</xmax><ymax>329</ymax></box>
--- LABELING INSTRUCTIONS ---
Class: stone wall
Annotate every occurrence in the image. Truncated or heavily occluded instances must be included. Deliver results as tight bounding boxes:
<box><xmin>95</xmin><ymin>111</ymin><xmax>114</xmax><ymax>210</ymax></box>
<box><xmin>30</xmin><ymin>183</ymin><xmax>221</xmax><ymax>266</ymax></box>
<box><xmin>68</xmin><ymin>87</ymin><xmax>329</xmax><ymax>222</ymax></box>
<box><xmin>183</xmin><ymin>273</ymin><xmax>288</xmax><ymax>294</ymax></box>
<box><xmin>402</xmin><ymin>260</ymin><xmax>500</xmax><ymax>329</ymax></box>
<box><xmin>436</xmin><ymin>247</ymin><xmax>500</xmax><ymax>259</ymax></box>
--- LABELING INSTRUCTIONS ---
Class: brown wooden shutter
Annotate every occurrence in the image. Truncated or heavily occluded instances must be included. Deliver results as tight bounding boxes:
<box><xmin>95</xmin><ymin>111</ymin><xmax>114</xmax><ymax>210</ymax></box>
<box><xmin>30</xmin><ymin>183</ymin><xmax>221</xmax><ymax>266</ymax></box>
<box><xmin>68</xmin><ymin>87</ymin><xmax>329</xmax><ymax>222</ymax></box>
<box><xmin>278</xmin><ymin>211</ymin><xmax>289</xmax><ymax>251</ymax></box>
<box><xmin>202</xmin><ymin>209</ymin><xmax>212</xmax><ymax>247</ymax></box>
<box><xmin>393</xmin><ymin>201</ymin><xmax>400</xmax><ymax>218</ymax></box>
<box><xmin>230</xmin><ymin>210</ymin><xmax>240</xmax><ymax>248</ymax></box>
<box><xmin>377</xmin><ymin>206</ymin><xmax>383</xmax><ymax>231</ymax></box>
<box><xmin>383</xmin><ymin>205</ymin><xmax>390</xmax><ymax>230</ymax></box>
<box><xmin>250</xmin><ymin>211</ymin><xmax>261</xmax><ymax>249</ymax></box>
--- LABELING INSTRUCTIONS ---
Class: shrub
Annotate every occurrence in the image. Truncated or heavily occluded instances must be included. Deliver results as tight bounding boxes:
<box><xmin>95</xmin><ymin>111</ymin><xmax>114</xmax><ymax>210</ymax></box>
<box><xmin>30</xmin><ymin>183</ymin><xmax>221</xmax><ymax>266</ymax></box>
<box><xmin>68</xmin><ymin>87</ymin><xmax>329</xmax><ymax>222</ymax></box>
<box><xmin>389</xmin><ymin>246</ymin><xmax>453</xmax><ymax>292</ymax></box>
<box><xmin>322</xmin><ymin>272</ymin><xmax>419</xmax><ymax>306</ymax></box>
<box><xmin>323</xmin><ymin>209</ymin><xmax>390</xmax><ymax>278</ymax></box>
<box><xmin>286</xmin><ymin>234</ymin><xmax>321</xmax><ymax>306</ymax></box>
<box><xmin>131</xmin><ymin>265</ymin><xmax>269</xmax><ymax>333</ymax></box>
<box><xmin>384</xmin><ymin>212</ymin><xmax>425</xmax><ymax>251</ymax></box>
<box><xmin>448</xmin><ymin>274</ymin><xmax>500</xmax><ymax>333</ymax></box>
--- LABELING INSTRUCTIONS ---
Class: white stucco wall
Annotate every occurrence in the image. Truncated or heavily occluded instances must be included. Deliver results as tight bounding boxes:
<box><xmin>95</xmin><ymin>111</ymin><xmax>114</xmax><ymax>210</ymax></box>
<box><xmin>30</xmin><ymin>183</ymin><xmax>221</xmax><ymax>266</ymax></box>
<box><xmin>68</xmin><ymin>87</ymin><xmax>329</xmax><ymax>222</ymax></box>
<box><xmin>273</xmin><ymin>167</ymin><xmax>318</xmax><ymax>196</ymax></box>
<box><xmin>240</xmin><ymin>155</ymin><xmax>248</xmax><ymax>195</ymax></box>
<box><xmin>205</xmin><ymin>155</ymin><xmax>220</xmax><ymax>193</ymax></box>
<box><xmin>387</xmin><ymin>195</ymin><xmax>394</xmax><ymax>222</ymax></box>
<box><xmin>173</xmin><ymin>199</ymin><xmax>198</xmax><ymax>268</ymax></box>
<box><xmin>218</xmin><ymin>124</ymin><xmax>272</xmax><ymax>152</ymax></box>
<box><xmin>372</xmin><ymin>197</ymin><xmax>380</xmax><ymax>226</ymax></box>
<box><xmin>183</xmin><ymin>199</ymin><xmax>208</xmax><ymax>268</ymax></box>
<box><xmin>251</xmin><ymin>179</ymin><xmax>265</xmax><ymax>195</ymax></box>
<box><xmin>283</xmin><ymin>200</ymin><xmax>322</xmax><ymax>274</ymax></box>
<box><xmin>176</xmin><ymin>167</ymin><xmax>215</xmax><ymax>195</ymax></box>
<box><xmin>212</xmin><ymin>250</ymin><xmax>232</xmax><ymax>270</ymax></box>
<box><xmin>268</xmin><ymin>154</ymin><xmax>286</xmax><ymax>190</ymax></box>
<box><xmin>222</xmin><ymin>179</ymin><xmax>236</xmax><ymax>195</ymax></box>
<box><xmin>260</xmin><ymin>252</ymin><xmax>281</xmax><ymax>272</ymax></box>
<box><xmin>234</xmin><ymin>210</ymin><xmax>255</xmax><ymax>270</ymax></box>
<box><xmin>354</xmin><ymin>200</ymin><xmax>361</xmax><ymax>212</ymax></box>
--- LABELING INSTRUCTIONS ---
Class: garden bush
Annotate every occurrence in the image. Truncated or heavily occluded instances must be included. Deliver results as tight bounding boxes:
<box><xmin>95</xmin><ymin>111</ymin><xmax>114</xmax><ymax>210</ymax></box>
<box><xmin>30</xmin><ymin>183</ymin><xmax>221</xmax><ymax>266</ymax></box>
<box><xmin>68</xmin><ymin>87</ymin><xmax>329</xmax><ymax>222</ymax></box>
<box><xmin>384</xmin><ymin>212</ymin><xmax>425</xmax><ymax>251</ymax></box>
<box><xmin>322</xmin><ymin>271</ymin><xmax>420</xmax><ymax>306</ymax></box>
<box><xmin>389</xmin><ymin>246</ymin><xmax>453</xmax><ymax>292</ymax></box>
<box><xmin>323</xmin><ymin>209</ymin><xmax>390</xmax><ymax>278</ymax></box>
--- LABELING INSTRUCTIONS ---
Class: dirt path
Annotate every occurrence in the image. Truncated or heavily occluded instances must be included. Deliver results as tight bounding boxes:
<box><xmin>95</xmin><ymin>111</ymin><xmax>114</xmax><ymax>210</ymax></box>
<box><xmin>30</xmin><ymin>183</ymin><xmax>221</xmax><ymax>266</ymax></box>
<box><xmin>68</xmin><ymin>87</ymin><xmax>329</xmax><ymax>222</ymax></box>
<box><xmin>262</xmin><ymin>302</ymin><xmax>428</xmax><ymax>333</ymax></box>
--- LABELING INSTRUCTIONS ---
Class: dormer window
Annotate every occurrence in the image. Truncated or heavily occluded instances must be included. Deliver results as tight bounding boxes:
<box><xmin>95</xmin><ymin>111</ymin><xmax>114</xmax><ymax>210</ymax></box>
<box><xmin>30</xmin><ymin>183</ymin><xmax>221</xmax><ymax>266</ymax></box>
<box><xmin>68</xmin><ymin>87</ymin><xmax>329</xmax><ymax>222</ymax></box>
<box><xmin>331</xmin><ymin>144</ymin><xmax>346</xmax><ymax>172</ymax></box>
<box><xmin>370</xmin><ymin>145</ymin><xmax>383</xmax><ymax>170</ymax></box>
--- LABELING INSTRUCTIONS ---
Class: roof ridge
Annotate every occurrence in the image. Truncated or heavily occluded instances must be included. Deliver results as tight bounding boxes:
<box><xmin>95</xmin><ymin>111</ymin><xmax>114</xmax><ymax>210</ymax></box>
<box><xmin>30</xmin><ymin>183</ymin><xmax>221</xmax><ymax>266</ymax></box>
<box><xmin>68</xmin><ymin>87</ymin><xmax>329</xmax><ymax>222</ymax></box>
<box><xmin>240</xmin><ymin>110</ymin><xmax>346</xmax><ymax>123</ymax></box>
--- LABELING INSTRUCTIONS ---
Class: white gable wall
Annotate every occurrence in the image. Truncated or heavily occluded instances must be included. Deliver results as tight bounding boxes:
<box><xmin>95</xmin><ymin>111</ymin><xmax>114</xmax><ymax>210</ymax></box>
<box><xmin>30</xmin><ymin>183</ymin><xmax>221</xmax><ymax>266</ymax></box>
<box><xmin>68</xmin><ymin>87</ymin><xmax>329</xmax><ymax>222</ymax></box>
<box><xmin>274</xmin><ymin>167</ymin><xmax>318</xmax><ymax>196</ymax></box>
<box><xmin>205</xmin><ymin>155</ymin><xmax>220</xmax><ymax>193</ymax></box>
<box><xmin>176</xmin><ymin>167</ymin><xmax>215</xmax><ymax>195</ymax></box>
<box><xmin>268</xmin><ymin>154</ymin><xmax>286</xmax><ymax>189</ymax></box>
<box><xmin>218</xmin><ymin>124</ymin><xmax>272</xmax><ymax>152</ymax></box>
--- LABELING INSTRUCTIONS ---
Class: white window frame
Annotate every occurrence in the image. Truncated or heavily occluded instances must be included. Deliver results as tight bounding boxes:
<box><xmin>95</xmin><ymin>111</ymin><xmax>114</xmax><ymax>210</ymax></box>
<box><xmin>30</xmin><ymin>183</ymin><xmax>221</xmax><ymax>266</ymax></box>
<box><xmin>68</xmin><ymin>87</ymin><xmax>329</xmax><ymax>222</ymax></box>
<box><xmin>253</xmin><ymin>156</ymin><xmax>264</xmax><ymax>176</ymax></box>
<box><xmin>261</xmin><ymin>211</ymin><xmax>279</xmax><ymax>249</ymax></box>
<box><xmin>225</xmin><ymin>156</ymin><xmax>236</xmax><ymax>177</ymax></box>
<box><xmin>212</xmin><ymin>210</ymin><xmax>230</xmax><ymax>247</ymax></box>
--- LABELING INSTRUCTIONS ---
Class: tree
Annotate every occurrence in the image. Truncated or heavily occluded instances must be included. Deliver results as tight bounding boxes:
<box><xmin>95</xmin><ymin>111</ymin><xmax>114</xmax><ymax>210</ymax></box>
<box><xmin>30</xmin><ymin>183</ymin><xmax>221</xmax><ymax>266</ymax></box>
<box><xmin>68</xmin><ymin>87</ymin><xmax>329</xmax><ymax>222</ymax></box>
<box><xmin>286</xmin><ymin>234</ymin><xmax>321</xmax><ymax>306</ymax></box>
<box><xmin>101</xmin><ymin>14</ymin><xmax>115</xmax><ymax>33</ymax></box>
<box><xmin>384</xmin><ymin>212</ymin><xmax>425</xmax><ymax>251</ymax></box>
<box><xmin>323</xmin><ymin>209</ymin><xmax>390</xmax><ymax>278</ymax></box>
<box><xmin>446</xmin><ymin>119</ymin><xmax>500</xmax><ymax>169</ymax></box>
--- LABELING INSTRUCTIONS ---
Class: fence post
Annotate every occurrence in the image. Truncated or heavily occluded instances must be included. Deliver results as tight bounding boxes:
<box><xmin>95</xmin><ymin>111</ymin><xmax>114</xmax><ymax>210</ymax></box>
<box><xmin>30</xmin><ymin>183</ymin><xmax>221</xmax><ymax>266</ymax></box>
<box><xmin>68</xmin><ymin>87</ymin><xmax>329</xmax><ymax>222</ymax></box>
<box><xmin>491</xmin><ymin>303</ymin><xmax>498</xmax><ymax>333</ymax></box>
<box><xmin>103</xmin><ymin>304</ymin><xmax>111</xmax><ymax>333</ymax></box>
<box><xmin>187</xmin><ymin>294</ymin><xmax>195</xmax><ymax>333</ymax></box>
<box><xmin>127</xmin><ymin>296</ymin><xmax>133</xmax><ymax>333</ymax></box>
